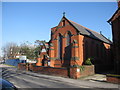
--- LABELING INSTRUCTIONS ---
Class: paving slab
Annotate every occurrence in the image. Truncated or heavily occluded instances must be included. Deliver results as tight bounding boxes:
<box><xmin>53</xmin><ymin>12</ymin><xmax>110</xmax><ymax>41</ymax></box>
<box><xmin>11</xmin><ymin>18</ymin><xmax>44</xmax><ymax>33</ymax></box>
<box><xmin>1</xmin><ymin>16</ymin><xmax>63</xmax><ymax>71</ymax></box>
<box><xmin>80</xmin><ymin>74</ymin><xmax>106</xmax><ymax>82</ymax></box>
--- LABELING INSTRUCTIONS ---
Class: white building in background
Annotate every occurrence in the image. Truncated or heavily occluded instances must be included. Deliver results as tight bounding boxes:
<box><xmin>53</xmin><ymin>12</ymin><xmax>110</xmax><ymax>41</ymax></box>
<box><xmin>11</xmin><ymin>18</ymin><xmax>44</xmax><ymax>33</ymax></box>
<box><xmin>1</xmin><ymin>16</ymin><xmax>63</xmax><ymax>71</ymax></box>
<box><xmin>26</xmin><ymin>59</ymin><xmax>36</xmax><ymax>63</ymax></box>
<box><xmin>19</xmin><ymin>56</ymin><xmax>27</xmax><ymax>60</ymax></box>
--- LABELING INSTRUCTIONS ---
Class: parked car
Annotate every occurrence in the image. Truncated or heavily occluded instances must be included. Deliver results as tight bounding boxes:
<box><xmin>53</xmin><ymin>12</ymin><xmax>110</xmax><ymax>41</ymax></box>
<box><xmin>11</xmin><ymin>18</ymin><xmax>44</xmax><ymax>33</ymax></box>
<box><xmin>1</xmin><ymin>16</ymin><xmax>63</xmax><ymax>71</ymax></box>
<box><xmin>0</xmin><ymin>78</ymin><xmax>17</xmax><ymax>90</ymax></box>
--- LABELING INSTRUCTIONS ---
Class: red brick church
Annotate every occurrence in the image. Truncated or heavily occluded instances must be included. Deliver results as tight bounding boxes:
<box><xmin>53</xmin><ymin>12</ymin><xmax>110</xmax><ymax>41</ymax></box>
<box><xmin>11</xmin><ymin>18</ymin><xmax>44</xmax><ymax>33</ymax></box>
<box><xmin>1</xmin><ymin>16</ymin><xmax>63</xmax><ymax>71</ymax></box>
<box><xmin>36</xmin><ymin>15</ymin><xmax>112</xmax><ymax>71</ymax></box>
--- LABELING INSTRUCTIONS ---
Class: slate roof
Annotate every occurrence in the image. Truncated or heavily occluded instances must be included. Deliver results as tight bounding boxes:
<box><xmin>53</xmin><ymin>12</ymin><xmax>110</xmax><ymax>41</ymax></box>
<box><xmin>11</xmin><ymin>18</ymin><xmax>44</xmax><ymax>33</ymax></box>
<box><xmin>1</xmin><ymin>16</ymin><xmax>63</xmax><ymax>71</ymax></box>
<box><xmin>66</xmin><ymin>17</ymin><xmax>112</xmax><ymax>44</ymax></box>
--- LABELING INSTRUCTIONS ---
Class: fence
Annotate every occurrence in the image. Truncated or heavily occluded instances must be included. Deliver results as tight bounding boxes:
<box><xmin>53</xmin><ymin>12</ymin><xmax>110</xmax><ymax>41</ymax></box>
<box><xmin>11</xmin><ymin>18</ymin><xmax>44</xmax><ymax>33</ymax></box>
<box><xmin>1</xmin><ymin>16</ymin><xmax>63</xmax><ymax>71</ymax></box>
<box><xmin>5</xmin><ymin>59</ymin><xmax>20</xmax><ymax>66</ymax></box>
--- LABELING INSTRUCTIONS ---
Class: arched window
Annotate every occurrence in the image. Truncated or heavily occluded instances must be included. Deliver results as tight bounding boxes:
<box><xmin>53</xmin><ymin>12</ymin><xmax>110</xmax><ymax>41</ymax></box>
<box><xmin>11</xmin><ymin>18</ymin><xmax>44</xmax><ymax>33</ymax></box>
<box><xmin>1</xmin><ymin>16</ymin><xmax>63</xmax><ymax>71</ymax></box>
<box><xmin>66</xmin><ymin>32</ymin><xmax>72</xmax><ymax>46</ymax></box>
<box><xmin>58</xmin><ymin>34</ymin><xmax>62</xmax><ymax>59</ymax></box>
<box><xmin>65</xmin><ymin>32</ymin><xmax>72</xmax><ymax>62</ymax></box>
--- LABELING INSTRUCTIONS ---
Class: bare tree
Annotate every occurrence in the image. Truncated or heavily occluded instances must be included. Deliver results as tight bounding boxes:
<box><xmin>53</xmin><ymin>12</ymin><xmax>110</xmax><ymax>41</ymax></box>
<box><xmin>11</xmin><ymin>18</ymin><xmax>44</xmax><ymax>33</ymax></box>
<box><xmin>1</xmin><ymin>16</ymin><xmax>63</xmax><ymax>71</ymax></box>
<box><xmin>2</xmin><ymin>40</ymin><xmax>46</xmax><ymax>60</ymax></box>
<box><xmin>2</xmin><ymin>42</ymin><xmax>19</xmax><ymax>59</ymax></box>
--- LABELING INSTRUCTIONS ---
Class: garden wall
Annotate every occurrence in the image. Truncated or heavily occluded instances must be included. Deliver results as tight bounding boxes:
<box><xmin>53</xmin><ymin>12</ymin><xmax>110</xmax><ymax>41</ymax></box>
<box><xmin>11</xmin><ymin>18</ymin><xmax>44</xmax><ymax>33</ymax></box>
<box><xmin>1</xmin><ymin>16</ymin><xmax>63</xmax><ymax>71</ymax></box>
<box><xmin>106</xmin><ymin>74</ymin><xmax>120</xmax><ymax>84</ymax></box>
<box><xmin>80</xmin><ymin>65</ymin><xmax>95</xmax><ymax>77</ymax></box>
<box><xmin>31</xmin><ymin>66</ymin><xmax>68</xmax><ymax>77</ymax></box>
<box><xmin>18</xmin><ymin>63</ymin><xmax>27</xmax><ymax>70</ymax></box>
<box><xmin>18</xmin><ymin>63</ymin><xmax>95</xmax><ymax>79</ymax></box>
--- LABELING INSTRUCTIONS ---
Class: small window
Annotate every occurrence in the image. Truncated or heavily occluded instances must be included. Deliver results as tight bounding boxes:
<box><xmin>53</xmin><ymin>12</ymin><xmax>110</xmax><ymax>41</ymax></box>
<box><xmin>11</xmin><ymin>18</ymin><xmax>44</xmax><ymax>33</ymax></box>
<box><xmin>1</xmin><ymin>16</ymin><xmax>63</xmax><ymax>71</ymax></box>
<box><xmin>62</xmin><ymin>20</ymin><xmax>65</xmax><ymax>26</ymax></box>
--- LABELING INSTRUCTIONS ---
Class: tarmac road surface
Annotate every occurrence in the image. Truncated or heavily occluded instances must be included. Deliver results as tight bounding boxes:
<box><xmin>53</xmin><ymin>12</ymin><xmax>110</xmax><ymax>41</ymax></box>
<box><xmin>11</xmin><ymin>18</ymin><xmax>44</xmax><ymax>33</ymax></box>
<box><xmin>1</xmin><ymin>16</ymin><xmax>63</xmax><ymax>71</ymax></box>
<box><xmin>1</xmin><ymin>64</ymin><xmax>119</xmax><ymax>90</ymax></box>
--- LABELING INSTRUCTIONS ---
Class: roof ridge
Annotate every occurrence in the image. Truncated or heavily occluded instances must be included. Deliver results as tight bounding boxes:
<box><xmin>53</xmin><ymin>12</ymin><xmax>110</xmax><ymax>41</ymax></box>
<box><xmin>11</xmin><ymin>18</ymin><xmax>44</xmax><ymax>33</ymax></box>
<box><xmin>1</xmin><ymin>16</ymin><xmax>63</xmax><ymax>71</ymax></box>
<box><xmin>69</xmin><ymin>20</ymin><xmax>101</xmax><ymax>35</ymax></box>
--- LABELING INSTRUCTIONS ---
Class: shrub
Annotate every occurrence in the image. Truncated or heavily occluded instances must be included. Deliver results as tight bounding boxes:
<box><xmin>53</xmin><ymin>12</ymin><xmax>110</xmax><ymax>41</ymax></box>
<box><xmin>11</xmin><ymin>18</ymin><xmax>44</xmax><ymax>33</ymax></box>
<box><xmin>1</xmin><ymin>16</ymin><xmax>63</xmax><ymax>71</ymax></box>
<box><xmin>79</xmin><ymin>65</ymin><xmax>85</xmax><ymax>72</ymax></box>
<box><xmin>72</xmin><ymin>65</ymin><xmax>85</xmax><ymax>72</ymax></box>
<box><xmin>84</xmin><ymin>58</ymin><xmax>93</xmax><ymax>65</ymax></box>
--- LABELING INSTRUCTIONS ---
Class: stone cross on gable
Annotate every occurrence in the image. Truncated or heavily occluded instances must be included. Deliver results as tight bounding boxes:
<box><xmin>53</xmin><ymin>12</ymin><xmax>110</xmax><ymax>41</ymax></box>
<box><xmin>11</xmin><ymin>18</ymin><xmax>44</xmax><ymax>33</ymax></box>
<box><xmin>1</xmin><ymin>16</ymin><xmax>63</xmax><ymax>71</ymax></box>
<box><xmin>63</xmin><ymin>12</ymin><xmax>66</xmax><ymax>17</ymax></box>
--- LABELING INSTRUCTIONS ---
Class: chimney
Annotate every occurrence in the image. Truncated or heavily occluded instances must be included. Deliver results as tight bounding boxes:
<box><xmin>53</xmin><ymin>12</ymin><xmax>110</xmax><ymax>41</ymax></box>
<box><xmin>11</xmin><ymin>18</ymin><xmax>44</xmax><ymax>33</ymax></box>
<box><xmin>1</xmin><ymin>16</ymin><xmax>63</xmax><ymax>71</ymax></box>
<box><xmin>118</xmin><ymin>0</ymin><xmax>120</xmax><ymax>8</ymax></box>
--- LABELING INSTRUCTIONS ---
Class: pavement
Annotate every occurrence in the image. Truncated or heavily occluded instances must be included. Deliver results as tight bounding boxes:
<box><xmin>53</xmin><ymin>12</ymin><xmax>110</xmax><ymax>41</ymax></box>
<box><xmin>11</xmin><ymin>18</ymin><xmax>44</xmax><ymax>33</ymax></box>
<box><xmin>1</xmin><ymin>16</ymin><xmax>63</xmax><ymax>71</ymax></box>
<box><xmin>80</xmin><ymin>74</ymin><xmax>106</xmax><ymax>82</ymax></box>
<box><xmin>0</xmin><ymin>64</ymin><xmax>12</xmax><ymax>67</ymax></box>
<box><xmin>1</xmin><ymin>64</ymin><xmax>120</xmax><ymax>89</ymax></box>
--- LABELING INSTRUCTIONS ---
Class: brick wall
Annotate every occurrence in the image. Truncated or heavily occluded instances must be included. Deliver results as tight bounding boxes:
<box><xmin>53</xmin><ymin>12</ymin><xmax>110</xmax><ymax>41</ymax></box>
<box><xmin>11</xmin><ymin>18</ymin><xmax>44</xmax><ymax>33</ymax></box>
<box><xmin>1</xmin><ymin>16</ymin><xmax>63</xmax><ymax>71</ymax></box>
<box><xmin>80</xmin><ymin>65</ymin><xmax>95</xmax><ymax>77</ymax></box>
<box><xmin>18</xmin><ymin>63</ymin><xmax>94</xmax><ymax>79</ymax></box>
<box><xmin>70</xmin><ymin>65</ymin><xmax>94</xmax><ymax>79</ymax></box>
<box><xmin>70</xmin><ymin>67</ymin><xmax>80</xmax><ymax>79</ymax></box>
<box><xmin>32</xmin><ymin>66</ymin><xmax>68</xmax><ymax>77</ymax></box>
<box><xmin>106</xmin><ymin>75</ymin><xmax>120</xmax><ymax>84</ymax></box>
<box><xmin>18</xmin><ymin>63</ymin><xmax>27</xmax><ymax>70</ymax></box>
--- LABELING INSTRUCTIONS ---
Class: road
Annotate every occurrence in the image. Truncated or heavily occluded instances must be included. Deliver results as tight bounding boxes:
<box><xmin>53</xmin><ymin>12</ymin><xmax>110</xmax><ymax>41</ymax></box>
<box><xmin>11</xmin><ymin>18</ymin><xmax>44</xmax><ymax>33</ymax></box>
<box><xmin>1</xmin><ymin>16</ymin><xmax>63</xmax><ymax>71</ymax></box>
<box><xmin>1</xmin><ymin>64</ymin><xmax>120</xmax><ymax>89</ymax></box>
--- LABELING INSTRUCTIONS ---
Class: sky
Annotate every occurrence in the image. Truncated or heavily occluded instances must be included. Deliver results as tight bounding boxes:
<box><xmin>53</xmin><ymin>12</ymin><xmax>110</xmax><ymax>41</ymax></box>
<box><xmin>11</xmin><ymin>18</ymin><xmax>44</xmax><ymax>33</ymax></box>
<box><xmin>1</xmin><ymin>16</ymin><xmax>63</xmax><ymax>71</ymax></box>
<box><xmin>1</xmin><ymin>2</ymin><xmax>118</xmax><ymax>56</ymax></box>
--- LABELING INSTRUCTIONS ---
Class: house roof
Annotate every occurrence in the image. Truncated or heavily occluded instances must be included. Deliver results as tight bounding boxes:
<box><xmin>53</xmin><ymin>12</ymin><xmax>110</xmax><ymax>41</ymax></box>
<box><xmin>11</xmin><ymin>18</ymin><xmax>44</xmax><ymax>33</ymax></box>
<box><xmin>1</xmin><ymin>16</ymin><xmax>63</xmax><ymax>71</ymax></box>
<box><xmin>63</xmin><ymin>16</ymin><xmax>112</xmax><ymax>44</ymax></box>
